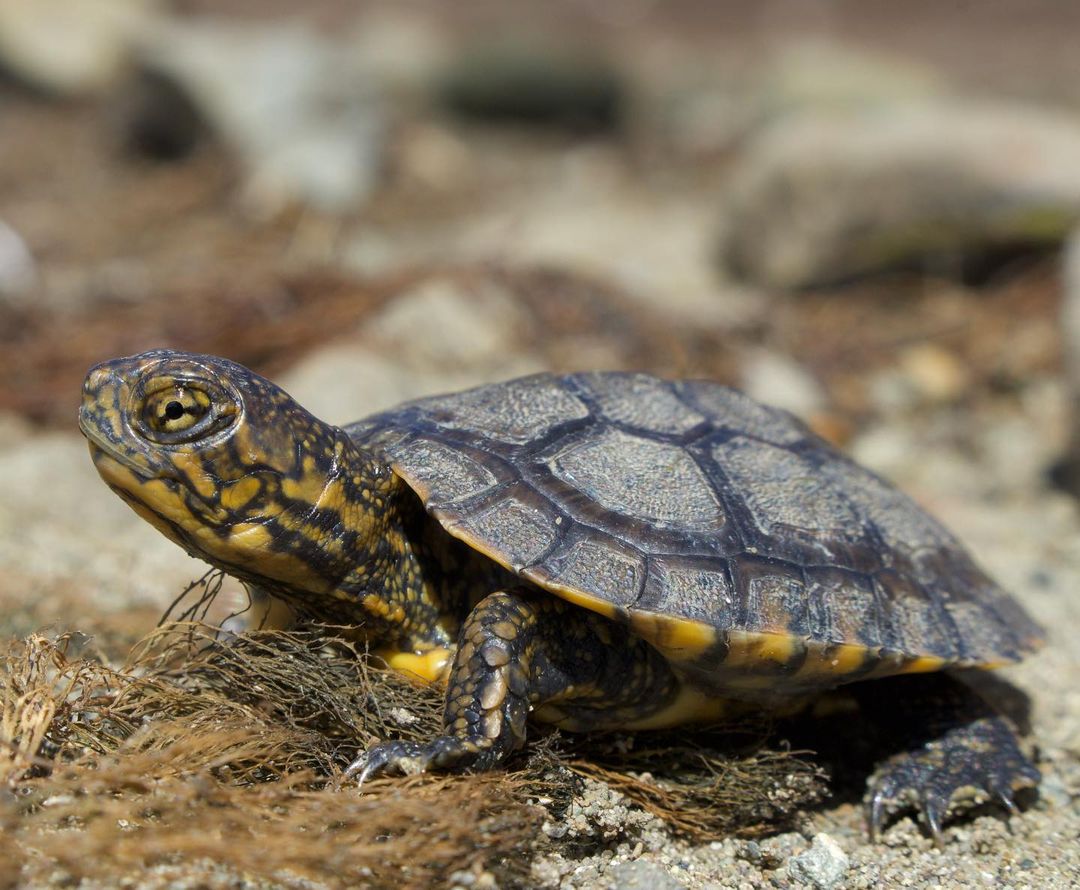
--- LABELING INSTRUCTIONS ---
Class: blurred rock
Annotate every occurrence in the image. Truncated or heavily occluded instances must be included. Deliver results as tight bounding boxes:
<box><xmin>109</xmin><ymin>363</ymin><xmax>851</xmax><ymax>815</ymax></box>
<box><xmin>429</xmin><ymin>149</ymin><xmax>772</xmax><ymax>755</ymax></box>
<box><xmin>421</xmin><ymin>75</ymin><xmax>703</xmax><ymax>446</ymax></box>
<box><xmin>739</xmin><ymin>349</ymin><xmax>826</xmax><ymax>419</ymax></box>
<box><xmin>720</xmin><ymin>102</ymin><xmax>1080</xmax><ymax>289</ymax></box>
<box><xmin>281</xmin><ymin>274</ymin><xmax>545</xmax><ymax>425</ymax></box>
<box><xmin>395</xmin><ymin>123</ymin><xmax>474</xmax><ymax>193</ymax></box>
<box><xmin>364</xmin><ymin>276</ymin><xmax>528</xmax><ymax>371</ymax></box>
<box><xmin>0</xmin><ymin>0</ymin><xmax>159</xmax><ymax>96</ymax></box>
<box><xmin>865</xmin><ymin>343</ymin><xmax>971</xmax><ymax>414</ymax></box>
<box><xmin>437</xmin><ymin>39</ymin><xmax>623</xmax><ymax>131</ymax></box>
<box><xmin>848</xmin><ymin>424</ymin><xmax>926</xmax><ymax>482</ymax></box>
<box><xmin>785</xmin><ymin>833</ymin><xmax>849</xmax><ymax>890</ymax></box>
<box><xmin>346</xmin><ymin>11</ymin><xmax>449</xmax><ymax>96</ymax></box>
<box><xmin>279</xmin><ymin>343</ymin><xmax>542</xmax><ymax>429</ymax></box>
<box><xmin>762</xmin><ymin>43</ymin><xmax>946</xmax><ymax>119</ymax></box>
<box><xmin>460</xmin><ymin>184</ymin><xmax>762</xmax><ymax>328</ymax></box>
<box><xmin>1038</xmin><ymin>771</ymin><xmax>1074</xmax><ymax>810</ymax></box>
<box><xmin>898</xmin><ymin>343</ymin><xmax>970</xmax><ymax>403</ymax></box>
<box><xmin>0</xmin><ymin>411</ymin><xmax>31</xmax><ymax>448</ymax></box>
<box><xmin>135</xmin><ymin>19</ymin><xmax>383</xmax><ymax>214</ymax></box>
<box><xmin>278</xmin><ymin>347</ymin><xmax>417</xmax><ymax>428</ymax></box>
<box><xmin>0</xmin><ymin>219</ymin><xmax>36</xmax><ymax>300</ymax></box>
<box><xmin>0</xmin><ymin>433</ymin><xmax>201</xmax><ymax>606</ymax></box>
<box><xmin>653</xmin><ymin>43</ymin><xmax>946</xmax><ymax>159</ymax></box>
<box><xmin>866</xmin><ymin>368</ymin><xmax>921</xmax><ymax>415</ymax></box>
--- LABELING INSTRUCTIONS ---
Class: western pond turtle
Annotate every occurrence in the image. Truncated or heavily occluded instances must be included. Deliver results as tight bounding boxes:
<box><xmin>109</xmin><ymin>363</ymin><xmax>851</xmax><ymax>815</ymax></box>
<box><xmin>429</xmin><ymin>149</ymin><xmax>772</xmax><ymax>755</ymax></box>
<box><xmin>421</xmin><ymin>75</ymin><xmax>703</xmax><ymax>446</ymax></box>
<box><xmin>78</xmin><ymin>350</ymin><xmax>1043</xmax><ymax>840</ymax></box>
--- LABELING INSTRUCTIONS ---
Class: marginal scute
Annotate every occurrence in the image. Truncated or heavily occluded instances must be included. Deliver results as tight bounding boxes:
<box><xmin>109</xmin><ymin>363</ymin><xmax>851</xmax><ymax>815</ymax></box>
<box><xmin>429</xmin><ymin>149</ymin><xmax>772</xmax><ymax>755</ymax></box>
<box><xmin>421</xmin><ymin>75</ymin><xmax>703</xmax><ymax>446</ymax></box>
<box><xmin>945</xmin><ymin>599</ymin><xmax>1011</xmax><ymax>662</ymax></box>
<box><xmin>421</xmin><ymin>376</ymin><xmax>588</xmax><ymax>444</ymax></box>
<box><xmin>733</xmin><ymin>555</ymin><xmax>808</xmax><ymax>635</ymax></box>
<box><xmin>721</xmin><ymin>628</ymin><xmax>806</xmax><ymax>673</ymax></box>
<box><xmin>647</xmin><ymin>559</ymin><xmax>736</xmax><ymax>628</ymax></box>
<box><xmin>874</xmin><ymin>571</ymin><xmax>956</xmax><ymax>657</ymax></box>
<box><xmin>390</xmin><ymin>438</ymin><xmax>497</xmax><ymax>506</ymax></box>
<box><xmin>453</xmin><ymin>494</ymin><xmax>556</xmax><ymax>570</ymax></box>
<box><xmin>545</xmin><ymin>537</ymin><xmax>645</xmax><ymax>608</ymax></box>
<box><xmin>715</xmin><ymin>436</ymin><xmax>859</xmax><ymax>538</ymax></box>
<box><xmin>805</xmin><ymin>566</ymin><xmax>883</xmax><ymax>647</ymax></box>
<box><xmin>577</xmin><ymin>372</ymin><xmax>705</xmax><ymax>434</ymax></box>
<box><xmin>551</xmin><ymin>428</ymin><xmax>723</xmax><ymax>529</ymax></box>
<box><xmin>801</xmin><ymin>641</ymin><xmax>872</xmax><ymax>681</ymax></box>
<box><xmin>629</xmin><ymin>610</ymin><xmax>718</xmax><ymax>661</ymax></box>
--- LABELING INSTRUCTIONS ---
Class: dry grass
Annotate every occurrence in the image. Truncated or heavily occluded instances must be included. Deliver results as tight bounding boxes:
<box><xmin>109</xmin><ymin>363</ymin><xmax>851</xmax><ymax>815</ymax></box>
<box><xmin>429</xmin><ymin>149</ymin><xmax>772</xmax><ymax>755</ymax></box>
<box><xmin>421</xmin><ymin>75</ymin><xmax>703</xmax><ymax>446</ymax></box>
<box><xmin>562</xmin><ymin>732</ymin><xmax>825</xmax><ymax>840</ymax></box>
<box><xmin>0</xmin><ymin>627</ymin><xmax>545</xmax><ymax>888</ymax></box>
<box><xmin>0</xmin><ymin>579</ymin><xmax>827</xmax><ymax>888</ymax></box>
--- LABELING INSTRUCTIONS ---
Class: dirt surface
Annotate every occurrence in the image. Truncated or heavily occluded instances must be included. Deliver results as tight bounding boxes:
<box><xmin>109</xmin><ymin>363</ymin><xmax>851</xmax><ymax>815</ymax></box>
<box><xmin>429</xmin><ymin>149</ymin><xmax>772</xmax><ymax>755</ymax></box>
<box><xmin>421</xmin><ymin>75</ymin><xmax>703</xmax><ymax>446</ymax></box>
<box><xmin>1</xmin><ymin>3</ymin><xmax>1079</xmax><ymax>888</ymax></box>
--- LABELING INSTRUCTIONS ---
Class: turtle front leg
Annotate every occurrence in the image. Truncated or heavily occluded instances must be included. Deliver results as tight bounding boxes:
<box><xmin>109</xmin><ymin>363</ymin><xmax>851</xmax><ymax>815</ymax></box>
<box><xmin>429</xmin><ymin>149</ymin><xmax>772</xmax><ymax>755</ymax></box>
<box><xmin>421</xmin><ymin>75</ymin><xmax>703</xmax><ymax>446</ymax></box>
<box><xmin>345</xmin><ymin>589</ymin><xmax>680</xmax><ymax>781</ymax></box>
<box><xmin>856</xmin><ymin>673</ymin><xmax>1040</xmax><ymax>844</ymax></box>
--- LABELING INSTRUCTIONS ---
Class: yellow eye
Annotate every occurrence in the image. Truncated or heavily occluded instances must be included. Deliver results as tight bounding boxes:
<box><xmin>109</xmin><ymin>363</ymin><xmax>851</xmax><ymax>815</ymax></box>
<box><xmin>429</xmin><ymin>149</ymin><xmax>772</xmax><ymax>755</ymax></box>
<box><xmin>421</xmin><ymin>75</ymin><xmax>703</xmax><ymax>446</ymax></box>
<box><xmin>144</xmin><ymin>386</ymin><xmax>211</xmax><ymax>434</ymax></box>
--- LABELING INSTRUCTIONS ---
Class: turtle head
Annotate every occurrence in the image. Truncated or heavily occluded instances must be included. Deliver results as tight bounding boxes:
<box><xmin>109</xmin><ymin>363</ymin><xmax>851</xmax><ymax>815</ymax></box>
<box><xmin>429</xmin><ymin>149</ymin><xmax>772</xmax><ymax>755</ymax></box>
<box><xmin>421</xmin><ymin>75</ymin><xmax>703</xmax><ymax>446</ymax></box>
<box><xmin>79</xmin><ymin>349</ymin><xmax>379</xmax><ymax>597</ymax></box>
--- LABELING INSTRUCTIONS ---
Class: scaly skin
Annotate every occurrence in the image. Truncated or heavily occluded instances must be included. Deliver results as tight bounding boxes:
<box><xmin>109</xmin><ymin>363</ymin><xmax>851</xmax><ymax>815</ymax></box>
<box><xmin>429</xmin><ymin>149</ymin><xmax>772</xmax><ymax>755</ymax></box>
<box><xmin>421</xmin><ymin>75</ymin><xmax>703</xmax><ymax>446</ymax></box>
<box><xmin>80</xmin><ymin>350</ymin><xmax>1040</xmax><ymax>839</ymax></box>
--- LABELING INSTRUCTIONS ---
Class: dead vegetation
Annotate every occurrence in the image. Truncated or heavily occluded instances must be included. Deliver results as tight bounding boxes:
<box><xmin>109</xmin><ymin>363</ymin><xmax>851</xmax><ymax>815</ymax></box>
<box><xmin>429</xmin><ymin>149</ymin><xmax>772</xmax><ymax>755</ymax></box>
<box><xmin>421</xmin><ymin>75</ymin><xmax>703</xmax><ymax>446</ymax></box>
<box><xmin>562</xmin><ymin>734</ymin><xmax>824</xmax><ymax>841</ymax></box>
<box><xmin>0</xmin><ymin>578</ymin><xmax>826</xmax><ymax>888</ymax></box>
<box><xmin>0</xmin><ymin>625</ymin><xmax>547</xmax><ymax>888</ymax></box>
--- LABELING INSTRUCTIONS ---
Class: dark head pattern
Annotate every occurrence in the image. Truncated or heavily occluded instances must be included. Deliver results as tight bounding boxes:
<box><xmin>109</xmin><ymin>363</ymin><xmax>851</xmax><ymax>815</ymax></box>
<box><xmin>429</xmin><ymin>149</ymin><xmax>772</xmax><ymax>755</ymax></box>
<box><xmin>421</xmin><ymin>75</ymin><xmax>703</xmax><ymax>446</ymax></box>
<box><xmin>79</xmin><ymin>350</ymin><xmax>388</xmax><ymax>600</ymax></box>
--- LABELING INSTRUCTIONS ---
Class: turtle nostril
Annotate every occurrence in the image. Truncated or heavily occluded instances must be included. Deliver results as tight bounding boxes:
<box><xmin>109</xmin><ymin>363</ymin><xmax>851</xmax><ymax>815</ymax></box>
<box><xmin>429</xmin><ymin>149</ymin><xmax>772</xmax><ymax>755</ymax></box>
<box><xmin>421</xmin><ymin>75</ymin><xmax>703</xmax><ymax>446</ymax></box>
<box><xmin>83</xmin><ymin>364</ymin><xmax>116</xmax><ymax>397</ymax></box>
<box><xmin>84</xmin><ymin>369</ymin><xmax>100</xmax><ymax>395</ymax></box>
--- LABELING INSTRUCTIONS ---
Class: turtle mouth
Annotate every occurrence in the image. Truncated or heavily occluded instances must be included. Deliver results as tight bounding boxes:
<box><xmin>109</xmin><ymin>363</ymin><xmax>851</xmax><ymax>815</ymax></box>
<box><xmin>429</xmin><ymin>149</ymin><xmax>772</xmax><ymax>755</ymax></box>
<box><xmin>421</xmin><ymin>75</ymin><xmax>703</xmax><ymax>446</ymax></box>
<box><xmin>81</xmin><ymin>416</ymin><xmax>231</xmax><ymax>527</ymax></box>
<box><xmin>79</xmin><ymin>415</ymin><xmax>156</xmax><ymax>480</ymax></box>
<box><xmin>86</xmin><ymin>440</ymin><xmax>154</xmax><ymax>483</ymax></box>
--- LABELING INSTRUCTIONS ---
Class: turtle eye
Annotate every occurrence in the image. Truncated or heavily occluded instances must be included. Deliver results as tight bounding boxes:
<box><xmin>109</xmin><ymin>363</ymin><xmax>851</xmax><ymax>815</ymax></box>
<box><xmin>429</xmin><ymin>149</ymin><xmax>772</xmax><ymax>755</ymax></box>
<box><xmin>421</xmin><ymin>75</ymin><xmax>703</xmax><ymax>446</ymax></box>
<box><xmin>143</xmin><ymin>385</ymin><xmax>211</xmax><ymax>436</ymax></box>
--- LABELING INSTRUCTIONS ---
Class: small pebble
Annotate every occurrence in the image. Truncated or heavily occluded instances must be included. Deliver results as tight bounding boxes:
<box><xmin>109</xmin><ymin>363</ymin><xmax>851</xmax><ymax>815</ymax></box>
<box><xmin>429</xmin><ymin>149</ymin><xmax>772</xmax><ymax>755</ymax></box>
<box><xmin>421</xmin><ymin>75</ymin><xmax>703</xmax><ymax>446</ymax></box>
<box><xmin>786</xmin><ymin>833</ymin><xmax>850</xmax><ymax>890</ymax></box>
<box><xmin>606</xmin><ymin>859</ymin><xmax>687</xmax><ymax>890</ymax></box>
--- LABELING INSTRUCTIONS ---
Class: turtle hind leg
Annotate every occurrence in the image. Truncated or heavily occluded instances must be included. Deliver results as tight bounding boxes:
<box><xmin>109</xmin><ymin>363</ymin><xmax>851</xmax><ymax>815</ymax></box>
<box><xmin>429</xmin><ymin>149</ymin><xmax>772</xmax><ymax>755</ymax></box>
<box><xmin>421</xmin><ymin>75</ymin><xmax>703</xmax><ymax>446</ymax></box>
<box><xmin>867</xmin><ymin>715</ymin><xmax>1037</xmax><ymax>842</ymax></box>
<box><xmin>345</xmin><ymin>588</ymin><xmax>680</xmax><ymax>781</ymax></box>
<box><xmin>854</xmin><ymin>673</ymin><xmax>1040</xmax><ymax>844</ymax></box>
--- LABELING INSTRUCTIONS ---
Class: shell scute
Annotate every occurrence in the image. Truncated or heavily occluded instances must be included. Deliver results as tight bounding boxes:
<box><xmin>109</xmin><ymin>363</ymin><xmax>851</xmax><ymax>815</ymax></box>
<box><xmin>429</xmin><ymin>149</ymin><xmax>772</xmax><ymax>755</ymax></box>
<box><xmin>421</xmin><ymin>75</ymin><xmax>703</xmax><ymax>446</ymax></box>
<box><xmin>550</xmin><ymin>427</ymin><xmax>724</xmax><ymax>530</ymax></box>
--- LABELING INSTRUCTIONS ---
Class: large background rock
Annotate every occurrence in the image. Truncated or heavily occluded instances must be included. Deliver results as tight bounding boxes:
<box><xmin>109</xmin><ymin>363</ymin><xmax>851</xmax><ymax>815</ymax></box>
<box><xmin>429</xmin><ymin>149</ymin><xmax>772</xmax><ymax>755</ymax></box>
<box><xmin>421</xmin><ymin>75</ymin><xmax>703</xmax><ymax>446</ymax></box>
<box><xmin>134</xmin><ymin>18</ymin><xmax>384</xmax><ymax>214</ymax></box>
<box><xmin>0</xmin><ymin>0</ymin><xmax>160</xmax><ymax>95</ymax></box>
<box><xmin>720</xmin><ymin>102</ymin><xmax>1080</xmax><ymax>288</ymax></box>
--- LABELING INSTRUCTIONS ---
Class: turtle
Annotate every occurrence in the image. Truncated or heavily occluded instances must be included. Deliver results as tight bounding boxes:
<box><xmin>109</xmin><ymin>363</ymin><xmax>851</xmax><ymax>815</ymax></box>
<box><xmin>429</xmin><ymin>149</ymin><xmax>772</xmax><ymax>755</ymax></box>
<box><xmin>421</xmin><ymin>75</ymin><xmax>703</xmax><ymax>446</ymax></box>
<box><xmin>78</xmin><ymin>349</ymin><xmax>1043</xmax><ymax>841</ymax></box>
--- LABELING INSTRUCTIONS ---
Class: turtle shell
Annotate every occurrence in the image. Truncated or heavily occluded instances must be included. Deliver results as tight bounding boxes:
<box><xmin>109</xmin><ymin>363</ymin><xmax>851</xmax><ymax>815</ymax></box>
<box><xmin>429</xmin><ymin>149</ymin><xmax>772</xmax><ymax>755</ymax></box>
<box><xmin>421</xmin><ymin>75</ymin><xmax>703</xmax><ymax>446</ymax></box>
<box><xmin>346</xmin><ymin>372</ymin><xmax>1042</xmax><ymax>696</ymax></box>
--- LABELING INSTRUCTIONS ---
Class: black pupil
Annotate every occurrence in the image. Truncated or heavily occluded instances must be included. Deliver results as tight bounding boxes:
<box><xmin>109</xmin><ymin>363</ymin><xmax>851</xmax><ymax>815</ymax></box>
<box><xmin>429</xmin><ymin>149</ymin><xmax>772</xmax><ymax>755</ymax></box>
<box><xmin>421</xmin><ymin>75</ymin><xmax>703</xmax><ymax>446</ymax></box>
<box><xmin>164</xmin><ymin>400</ymin><xmax>185</xmax><ymax>421</ymax></box>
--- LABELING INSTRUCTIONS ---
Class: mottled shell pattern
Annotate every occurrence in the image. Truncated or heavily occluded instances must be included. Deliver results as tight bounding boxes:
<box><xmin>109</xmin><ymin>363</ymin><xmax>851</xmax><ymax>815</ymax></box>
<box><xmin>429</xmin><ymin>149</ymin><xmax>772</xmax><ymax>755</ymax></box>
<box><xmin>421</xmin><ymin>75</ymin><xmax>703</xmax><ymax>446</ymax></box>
<box><xmin>348</xmin><ymin>373</ymin><xmax>1043</xmax><ymax>695</ymax></box>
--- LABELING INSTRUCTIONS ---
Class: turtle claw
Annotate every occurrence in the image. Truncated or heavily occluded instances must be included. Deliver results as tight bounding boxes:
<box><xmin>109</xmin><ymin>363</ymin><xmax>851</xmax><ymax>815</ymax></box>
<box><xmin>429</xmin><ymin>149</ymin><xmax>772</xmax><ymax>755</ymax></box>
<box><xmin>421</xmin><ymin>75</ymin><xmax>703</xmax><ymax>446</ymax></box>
<box><xmin>994</xmin><ymin>786</ymin><xmax>1020</xmax><ymax>816</ymax></box>
<box><xmin>866</xmin><ymin>715</ymin><xmax>1039</xmax><ymax>843</ymax></box>
<box><xmin>868</xmin><ymin>790</ymin><xmax>887</xmax><ymax>842</ymax></box>
<box><xmin>342</xmin><ymin>740</ymin><xmax>428</xmax><ymax>787</ymax></box>
<box><xmin>341</xmin><ymin>735</ymin><xmax>487</xmax><ymax>787</ymax></box>
<box><xmin>920</xmin><ymin>790</ymin><xmax>947</xmax><ymax>848</ymax></box>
